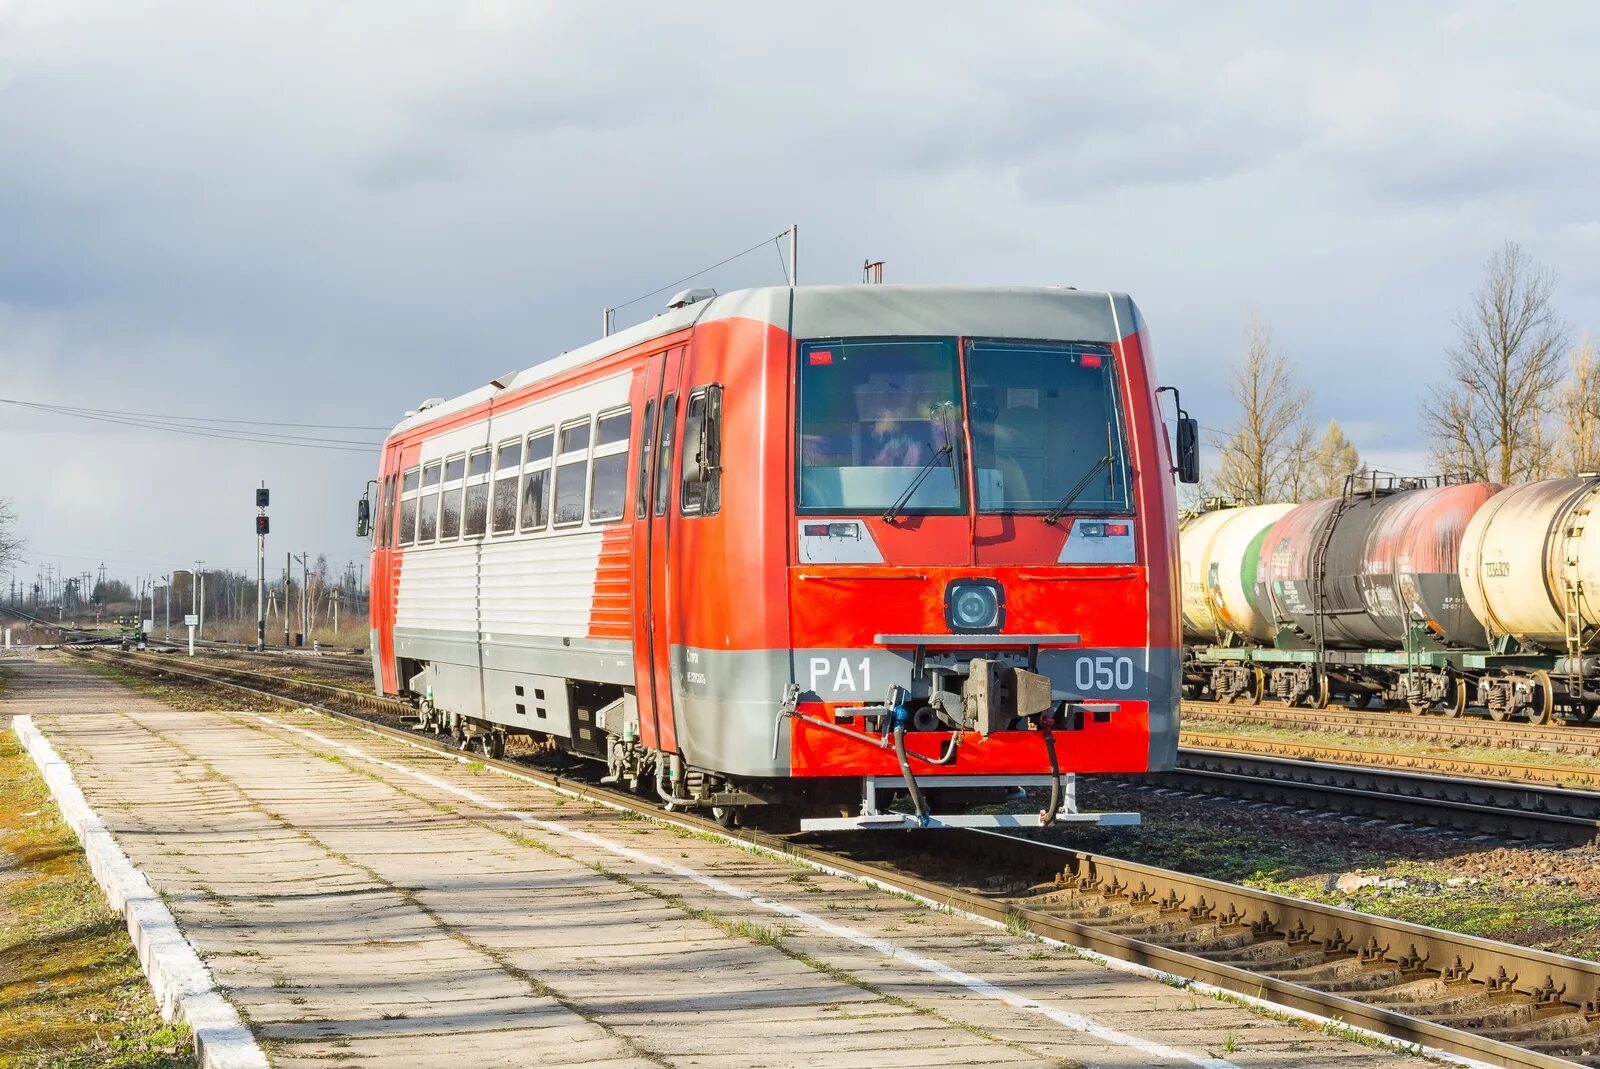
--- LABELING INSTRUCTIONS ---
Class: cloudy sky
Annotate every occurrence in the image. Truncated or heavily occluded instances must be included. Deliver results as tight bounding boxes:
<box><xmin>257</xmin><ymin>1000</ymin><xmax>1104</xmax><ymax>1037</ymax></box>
<box><xmin>2</xmin><ymin>2</ymin><xmax>1598</xmax><ymax>592</ymax></box>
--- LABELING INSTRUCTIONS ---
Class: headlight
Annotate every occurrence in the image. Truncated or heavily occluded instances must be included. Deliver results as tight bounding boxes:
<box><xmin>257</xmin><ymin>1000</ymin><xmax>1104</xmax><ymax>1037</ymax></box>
<box><xmin>946</xmin><ymin>579</ymin><xmax>1004</xmax><ymax>633</ymax></box>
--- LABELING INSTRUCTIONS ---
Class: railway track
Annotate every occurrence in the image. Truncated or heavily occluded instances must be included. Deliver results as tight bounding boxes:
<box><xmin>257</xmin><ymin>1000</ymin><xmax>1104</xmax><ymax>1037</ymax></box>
<box><xmin>1165</xmin><ymin>746</ymin><xmax>1600</xmax><ymax>846</ymax></box>
<box><xmin>61</xmin><ymin>646</ymin><xmax>1600</xmax><ymax>1068</ymax></box>
<box><xmin>1186</xmin><ymin>699</ymin><xmax>1600</xmax><ymax>756</ymax></box>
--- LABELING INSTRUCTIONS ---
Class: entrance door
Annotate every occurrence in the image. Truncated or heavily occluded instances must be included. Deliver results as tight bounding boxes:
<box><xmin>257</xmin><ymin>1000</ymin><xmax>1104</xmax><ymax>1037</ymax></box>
<box><xmin>631</xmin><ymin>347</ymin><xmax>685</xmax><ymax>752</ymax></box>
<box><xmin>375</xmin><ymin>441</ymin><xmax>405</xmax><ymax>693</ymax></box>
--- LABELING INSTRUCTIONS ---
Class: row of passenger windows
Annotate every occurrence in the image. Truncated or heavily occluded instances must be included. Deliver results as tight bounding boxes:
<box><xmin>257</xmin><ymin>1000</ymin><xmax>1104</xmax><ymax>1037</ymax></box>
<box><xmin>375</xmin><ymin>387</ymin><xmax>722</xmax><ymax>550</ymax></box>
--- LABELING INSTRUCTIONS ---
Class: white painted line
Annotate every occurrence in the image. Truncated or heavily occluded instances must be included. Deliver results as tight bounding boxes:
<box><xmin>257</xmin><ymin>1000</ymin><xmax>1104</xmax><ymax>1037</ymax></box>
<box><xmin>258</xmin><ymin>714</ymin><xmax>1239</xmax><ymax>1069</ymax></box>
<box><xmin>12</xmin><ymin>716</ymin><xmax>268</xmax><ymax>1069</ymax></box>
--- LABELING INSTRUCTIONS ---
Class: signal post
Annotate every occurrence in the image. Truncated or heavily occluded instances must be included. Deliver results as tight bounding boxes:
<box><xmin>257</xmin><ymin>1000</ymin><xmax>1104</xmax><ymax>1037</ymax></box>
<box><xmin>256</xmin><ymin>485</ymin><xmax>269</xmax><ymax>650</ymax></box>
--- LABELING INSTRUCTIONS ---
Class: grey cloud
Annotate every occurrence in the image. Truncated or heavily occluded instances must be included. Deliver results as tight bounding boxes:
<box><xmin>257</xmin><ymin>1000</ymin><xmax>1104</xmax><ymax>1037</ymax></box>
<box><xmin>1</xmin><ymin>2</ymin><xmax>1599</xmax><ymax>581</ymax></box>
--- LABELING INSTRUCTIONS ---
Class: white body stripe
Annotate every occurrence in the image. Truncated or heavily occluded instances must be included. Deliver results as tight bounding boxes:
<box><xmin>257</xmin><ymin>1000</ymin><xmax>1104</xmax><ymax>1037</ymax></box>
<box><xmin>397</xmin><ymin>373</ymin><xmax>631</xmax><ymax>641</ymax></box>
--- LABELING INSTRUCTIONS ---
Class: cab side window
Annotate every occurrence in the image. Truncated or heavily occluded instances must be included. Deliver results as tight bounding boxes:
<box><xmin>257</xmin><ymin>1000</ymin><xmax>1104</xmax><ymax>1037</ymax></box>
<box><xmin>680</xmin><ymin>385</ymin><xmax>722</xmax><ymax>517</ymax></box>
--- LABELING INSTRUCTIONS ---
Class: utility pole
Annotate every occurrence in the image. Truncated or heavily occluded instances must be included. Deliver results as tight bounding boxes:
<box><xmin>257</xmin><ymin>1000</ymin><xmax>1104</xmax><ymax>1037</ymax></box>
<box><xmin>163</xmin><ymin>574</ymin><xmax>171</xmax><ymax>638</ymax></box>
<box><xmin>256</xmin><ymin>485</ymin><xmax>269</xmax><ymax>650</ymax></box>
<box><xmin>194</xmin><ymin>560</ymin><xmax>205</xmax><ymax>638</ymax></box>
<box><xmin>284</xmin><ymin>553</ymin><xmax>291</xmax><ymax>646</ymax></box>
<box><xmin>296</xmin><ymin>551</ymin><xmax>310</xmax><ymax>643</ymax></box>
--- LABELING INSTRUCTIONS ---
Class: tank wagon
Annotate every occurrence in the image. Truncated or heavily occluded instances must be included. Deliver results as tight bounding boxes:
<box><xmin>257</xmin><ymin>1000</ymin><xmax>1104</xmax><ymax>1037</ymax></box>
<box><xmin>1183</xmin><ymin>474</ymin><xmax>1600</xmax><ymax>724</ymax></box>
<box><xmin>361</xmin><ymin>284</ymin><xmax>1198</xmax><ymax>829</ymax></box>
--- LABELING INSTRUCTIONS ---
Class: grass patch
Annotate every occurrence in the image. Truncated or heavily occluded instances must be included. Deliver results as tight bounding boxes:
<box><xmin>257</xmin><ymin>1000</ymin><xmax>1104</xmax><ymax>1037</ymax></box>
<box><xmin>0</xmin><ymin>730</ymin><xmax>197</xmax><ymax>1067</ymax></box>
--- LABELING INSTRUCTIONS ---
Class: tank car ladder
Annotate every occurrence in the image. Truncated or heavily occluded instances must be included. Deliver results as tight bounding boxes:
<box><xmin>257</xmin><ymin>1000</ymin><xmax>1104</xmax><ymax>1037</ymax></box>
<box><xmin>1307</xmin><ymin>477</ymin><xmax>1357</xmax><ymax>700</ymax></box>
<box><xmin>1562</xmin><ymin>505</ymin><xmax>1592</xmax><ymax>716</ymax></box>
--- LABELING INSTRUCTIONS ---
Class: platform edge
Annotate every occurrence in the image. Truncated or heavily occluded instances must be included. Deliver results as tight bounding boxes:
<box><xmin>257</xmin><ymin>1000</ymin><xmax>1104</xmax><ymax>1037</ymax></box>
<box><xmin>11</xmin><ymin>714</ymin><xmax>269</xmax><ymax>1069</ymax></box>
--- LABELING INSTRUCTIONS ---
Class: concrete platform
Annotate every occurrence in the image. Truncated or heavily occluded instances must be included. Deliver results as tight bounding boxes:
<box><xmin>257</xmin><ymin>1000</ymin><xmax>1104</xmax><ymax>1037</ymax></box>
<box><xmin>1</xmin><ymin>655</ymin><xmax>1433</xmax><ymax>1068</ymax></box>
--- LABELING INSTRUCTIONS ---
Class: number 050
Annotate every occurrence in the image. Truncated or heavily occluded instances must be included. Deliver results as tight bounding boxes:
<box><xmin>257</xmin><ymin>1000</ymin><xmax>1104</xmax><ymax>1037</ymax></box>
<box><xmin>1074</xmin><ymin>655</ymin><xmax>1134</xmax><ymax>692</ymax></box>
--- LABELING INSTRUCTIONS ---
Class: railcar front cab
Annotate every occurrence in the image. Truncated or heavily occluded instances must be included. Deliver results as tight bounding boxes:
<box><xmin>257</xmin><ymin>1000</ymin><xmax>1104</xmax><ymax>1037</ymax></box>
<box><xmin>782</xmin><ymin>333</ymin><xmax>1198</xmax><ymax>830</ymax></box>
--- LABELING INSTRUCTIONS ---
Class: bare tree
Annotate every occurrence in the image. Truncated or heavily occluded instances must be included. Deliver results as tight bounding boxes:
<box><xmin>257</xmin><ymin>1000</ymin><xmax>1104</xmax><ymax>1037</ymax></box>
<box><xmin>1207</xmin><ymin>317</ymin><xmax>1310</xmax><ymax>505</ymax></box>
<box><xmin>0</xmin><ymin>498</ymin><xmax>22</xmax><ymax>575</ymax></box>
<box><xmin>1552</xmin><ymin>335</ymin><xmax>1600</xmax><ymax>477</ymax></box>
<box><xmin>1424</xmin><ymin>241</ymin><xmax>1567</xmax><ymax>483</ymax></box>
<box><xmin>1303</xmin><ymin>420</ymin><xmax>1364</xmax><ymax>498</ymax></box>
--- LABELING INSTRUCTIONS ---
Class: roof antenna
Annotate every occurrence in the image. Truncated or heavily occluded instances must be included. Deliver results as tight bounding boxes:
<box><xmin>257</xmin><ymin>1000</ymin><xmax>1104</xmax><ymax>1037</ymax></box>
<box><xmin>862</xmin><ymin>259</ymin><xmax>885</xmax><ymax>284</ymax></box>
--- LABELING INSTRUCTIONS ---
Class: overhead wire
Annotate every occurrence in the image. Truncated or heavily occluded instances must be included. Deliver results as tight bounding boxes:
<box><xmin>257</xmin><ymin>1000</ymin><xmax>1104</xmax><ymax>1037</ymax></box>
<box><xmin>1</xmin><ymin>397</ymin><xmax>382</xmax><ymax>452</ymax></box>
<box><xmin>8</xmin><ymin>399</ymin><xmax>391</xmax><ymax>431</ymax></box>
<box><xmin>608</xmin><ymin>229</ymin><xmax>793</xmax><ymax>314</ymax></box>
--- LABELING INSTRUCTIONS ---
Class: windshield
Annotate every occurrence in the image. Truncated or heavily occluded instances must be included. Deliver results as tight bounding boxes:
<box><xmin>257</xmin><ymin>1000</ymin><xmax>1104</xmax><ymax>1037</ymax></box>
<box><xmin>967</xmin><ymin>339</ymin><xmax>1130</xmax><ymax>514</ymax></box>
<box><xmin>796</xmin><ymin>335</ymin><xmax>1131</xmax><ymax>516</ymax></box>
<box><xmin>797</xmin><ymin>338</ymin><xmax>964</xmax><ymax>513</ymax></box>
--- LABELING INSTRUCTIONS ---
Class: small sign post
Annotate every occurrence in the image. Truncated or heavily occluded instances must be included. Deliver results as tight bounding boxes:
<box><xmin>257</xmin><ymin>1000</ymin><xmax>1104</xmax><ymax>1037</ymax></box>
<box><xmin>184</xmin><ymin>613</ymin><xmax>199</xmax><ymax>656</ymax></box>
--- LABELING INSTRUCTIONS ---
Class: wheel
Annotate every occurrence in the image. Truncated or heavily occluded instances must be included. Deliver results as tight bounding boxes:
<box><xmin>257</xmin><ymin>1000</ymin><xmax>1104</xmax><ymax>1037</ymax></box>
<box><xmin>1302</xmin><ymin>671</ymin><xmax>1331</xmax><ymax>710</ymax></box>
<box><xmin>1442</xmin><ymin>677</ymin><xmax>1468</xmax><ymax>718</ymax></box>
<box><xmin>486</xmin><ymin>733</ymin><xmax>506</xmax><ymax>760</ymax></box>
<box><xmin>449</xmin><ymin>714</ymin><xmax>466</xmax><ymax>744</ymax></box>
<box><xmin>1247</xmin><ymin>667</ymin><xmax>1264</xmax><ymax>706</ymax></box>
<box><xmin>710</xmin><ymin>806</ymin><xmax>737</xmax><ymax>829</ymax></box>
<box><xmin>1528</xmin><ymin>670</ymin><xmax>1556</xmax><ymax>725</ymax></box>
<box><xmin>1405</xmin><ymin>696</ymin><xmax>1428</xmax><ymax>715</ymax></box>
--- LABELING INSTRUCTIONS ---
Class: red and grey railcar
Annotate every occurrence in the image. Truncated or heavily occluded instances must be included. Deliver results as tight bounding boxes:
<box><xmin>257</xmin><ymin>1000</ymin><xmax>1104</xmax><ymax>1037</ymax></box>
<box><xmin>1183</xmin><ymin>474</ymin><xmax>1600</xmax><ymax>725</ymax></box>
<box><xmin>364</xmin><ymin>285</ymin><xmax>1196</xmax><ymax>828</ymax></box>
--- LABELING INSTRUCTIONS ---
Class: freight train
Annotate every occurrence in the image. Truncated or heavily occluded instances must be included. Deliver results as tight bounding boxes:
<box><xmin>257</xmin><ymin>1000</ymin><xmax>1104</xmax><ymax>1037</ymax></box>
<box><xmin>361</xmin><ymin>284</ymin><xmax>1199</xmax><ymax>829</ymax></box>
<box><xmin>1181</xmin><ymin>474</ymin><xmax>1600</xmax><ymax>724</ymax></box>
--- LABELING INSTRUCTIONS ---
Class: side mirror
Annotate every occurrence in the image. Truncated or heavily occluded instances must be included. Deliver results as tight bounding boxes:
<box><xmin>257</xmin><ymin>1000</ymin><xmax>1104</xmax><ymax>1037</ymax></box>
<box><xmin>356</xmin><ymin>496</ymin><xmax>372</xmax><ymax>538</ymax></box>
<box><xmin>1176</xmin><ymin>416</ymin><xmax>1200</xmax><ymax>484</ymax></box>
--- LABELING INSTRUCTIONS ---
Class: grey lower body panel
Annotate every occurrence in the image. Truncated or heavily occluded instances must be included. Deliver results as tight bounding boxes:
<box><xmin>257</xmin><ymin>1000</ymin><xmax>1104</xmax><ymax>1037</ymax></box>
<box><xmin>369</xmin><ymin>629</ymin><xmax>382</xmax><ymax>695</ymax></box>
<box><xmin>393</xmin><ymin>625</ymin><xmax>631</xmax><ymax>737</ymax></box>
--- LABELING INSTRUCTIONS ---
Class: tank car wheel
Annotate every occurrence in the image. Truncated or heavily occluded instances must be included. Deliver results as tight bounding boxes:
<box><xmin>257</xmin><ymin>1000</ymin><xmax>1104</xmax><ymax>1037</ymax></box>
<box><xmin>1442</xmin><ymin>678</ymin><xmax>1468</xmax><ymax>718</ymax></box>
<box><xmin>1307</xmin><ymin>672</ymin><xmax>1331</xmax><ymax>710</ymax></box>
<box><xmin>1405</xmin><ymin>696</ymin><xmax>1429</xmax><ymax>715</ymax></box>
<box><xmin>1246</xmin><ymin>667</ymin><xmax>1264</xmax><ymax>707</ymax></box>
<box><xmin>1528</xmin><ymin>670</ymin><xmax>1556</xmax><ymax>725</ymax></box>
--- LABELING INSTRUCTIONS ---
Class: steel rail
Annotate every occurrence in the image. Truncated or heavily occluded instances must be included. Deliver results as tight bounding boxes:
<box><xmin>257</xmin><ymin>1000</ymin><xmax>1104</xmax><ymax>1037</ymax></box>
<box><xmin>1164</xmin><ymin>747</ymin><xmax>1600</xmax><ymax>846</ymax></box>
<box><xmin>69</xmin><ymin>648</ymin><xmax>1600</xmax><ymax>1068</ymax></box>
<box><xmin>1186</xmin><ymin>700</ymin><xmax>1600</xmax><ymax>756</ymax></box>
<box><xmin>1181</xmin><ymin>730</ymin><xmax>1600</xmax><ymax>790</ymax></box>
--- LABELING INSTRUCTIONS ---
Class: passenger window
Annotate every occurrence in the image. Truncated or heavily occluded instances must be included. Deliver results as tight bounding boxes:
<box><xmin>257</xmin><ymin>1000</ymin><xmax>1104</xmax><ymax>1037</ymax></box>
<box><xmin>417</xmin><ymin>490</ymin><xmax>439</xmax><ymax>542</ymax></box>
<box><xmin>590</xmin><ymin>408</ymin><xmax>631</xmax><ymax>523</ymax></box>
<box><xmin>398</xmin><ymin>497</ymin><xmax>417</xmax><ymax>545</ymax></box>
<box><xmin>463</xmin><ymin>448</ymin><xmax>491</xmax><ymax>538</ymax></box>
<box><xmin>553</xmin><ymin>418</ymin><xmax>591</xmax><ymax>527</ymax></box>
<box><xmin>680</xmin><ymin>386</ymin><xmax>722</xmax><ymax>516</ymax></box>
<box><xmin>438</xmin><ymin>454</ymin><xmax>465</xmax><ymax>540</ymax></box>
<box><xmin>521</xmin><ymin>430</ymin><xmax>554</xmax><ymax>531</ymax></box>
<box><xmin>398</xmin><ymin>467</ymin><xmax>419</xmax><ymax>547</ymax></box>
<box><xmin>636</xmin><ymin>399</ymin><xmax>656</xmax><ymax>520</ymax></box>
<box><xmin>654</xmin><ymin>394</ymin><xmax>677</xmax><ymax>517</ymax></box>
<box><xmin>421</xmin><ymin>462</ymin><xmax>440</xmax><ymax>488</ymax></box>
<box><xmin>492</xmin><ymin>439</ymin><xmax>521</xmax><ymax>534</ymax></box>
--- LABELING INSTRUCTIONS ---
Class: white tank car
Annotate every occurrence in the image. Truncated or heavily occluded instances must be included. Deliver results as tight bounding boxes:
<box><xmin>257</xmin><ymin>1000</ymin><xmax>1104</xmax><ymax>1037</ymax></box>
<box><xmin>1459</xmin><ymin>477</ymin><xmax>1600</xmax><ymax>650</ymax></box>
<box><xmin>1179</xmin><ymin>503</ymin><xmax>1295</xmax><ymax>643</ymax></box>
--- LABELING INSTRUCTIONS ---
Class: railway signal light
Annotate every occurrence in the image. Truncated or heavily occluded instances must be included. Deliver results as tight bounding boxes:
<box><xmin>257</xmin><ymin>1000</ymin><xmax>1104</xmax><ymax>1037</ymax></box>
<box><xmin>256</xmin><ymin>488</ymin><xmax>270</xmax><ymax>508</ymax></box>
<box><xmin>256</xmin><ymin>515</ymin><xmax>270</xmax><ymax>536</ymax></box>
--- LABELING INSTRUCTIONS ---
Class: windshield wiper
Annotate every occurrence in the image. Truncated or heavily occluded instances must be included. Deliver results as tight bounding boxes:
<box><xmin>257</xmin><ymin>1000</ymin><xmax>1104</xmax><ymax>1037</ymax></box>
<box><xmin>1044</xmin><ymin>423</ymin><xmax>1115</xmax><ymax>526</ymax></box>
<box><xmin>882</xmin><ymin>403</ymin><xmax>958</xmax><ymax>524</ymax></box>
